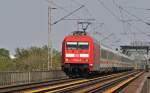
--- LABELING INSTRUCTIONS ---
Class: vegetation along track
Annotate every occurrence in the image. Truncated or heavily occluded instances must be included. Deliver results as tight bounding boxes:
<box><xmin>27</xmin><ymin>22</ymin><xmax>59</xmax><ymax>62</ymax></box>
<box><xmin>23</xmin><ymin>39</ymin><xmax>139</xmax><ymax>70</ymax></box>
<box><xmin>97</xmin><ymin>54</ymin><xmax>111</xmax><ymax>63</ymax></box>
<box><xmin>17</xmin><ymin>71</ymin><xmax>139</xmax><ymax>93</ymax></box>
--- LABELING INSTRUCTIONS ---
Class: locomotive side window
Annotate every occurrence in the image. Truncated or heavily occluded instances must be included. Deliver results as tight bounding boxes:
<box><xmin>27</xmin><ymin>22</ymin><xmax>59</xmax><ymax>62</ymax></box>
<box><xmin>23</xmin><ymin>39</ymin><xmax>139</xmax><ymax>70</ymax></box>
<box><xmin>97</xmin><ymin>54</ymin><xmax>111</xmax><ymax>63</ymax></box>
<box><xmin>66</xmin><ymin>42</ymin><xmax>77</xmax><ymax>50</ymax></box>
<box><xmin>108</xmin><ymin>52</ymin><xmax>114</xmax><ymax>60</ymax></box>
<box><xmin>101</xmin><ymin>49</ymin><xmax>107</xmax><ymax>59</ymax></box>
<box><xmin>78</xmin><ymin>42</ymin><xmax>89</xmax><ymax>50</ymax></box>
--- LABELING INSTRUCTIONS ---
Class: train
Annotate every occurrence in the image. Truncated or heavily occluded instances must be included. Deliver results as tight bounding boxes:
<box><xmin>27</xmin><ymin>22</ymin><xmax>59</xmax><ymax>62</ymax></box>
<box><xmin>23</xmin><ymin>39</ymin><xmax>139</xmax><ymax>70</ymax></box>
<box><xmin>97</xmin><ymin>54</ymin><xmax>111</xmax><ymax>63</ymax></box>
<box><xmin>62</xmin><ymin>31</ymin><xmax>135</xmax><ymax>77</ymax></box>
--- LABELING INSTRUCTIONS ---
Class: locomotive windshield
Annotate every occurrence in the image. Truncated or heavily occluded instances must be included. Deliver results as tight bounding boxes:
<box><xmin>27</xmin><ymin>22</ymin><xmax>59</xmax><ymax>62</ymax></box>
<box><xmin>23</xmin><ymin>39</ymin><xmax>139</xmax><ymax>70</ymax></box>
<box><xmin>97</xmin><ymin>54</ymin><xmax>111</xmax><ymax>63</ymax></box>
<box><xmin>66</xmin><ymin>42</ymin><xmax>77</xmax><ymax>50</ymax></box>
<box><xmin>78</xmin><ymin>42</ymin><xmax>89</xmax><ymax>49</ymax></box>
<box><xmin>66</xmin><ymin>42</ymin><xmax>89</xmax><ymax>50</ymax></box>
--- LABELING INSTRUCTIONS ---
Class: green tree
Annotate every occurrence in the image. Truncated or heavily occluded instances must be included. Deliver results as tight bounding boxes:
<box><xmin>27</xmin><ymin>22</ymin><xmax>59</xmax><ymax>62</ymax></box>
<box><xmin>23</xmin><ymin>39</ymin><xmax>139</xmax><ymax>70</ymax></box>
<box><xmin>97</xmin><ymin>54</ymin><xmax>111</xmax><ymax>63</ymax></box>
<box><xmin>14</xmin><ymin>46</ymin><xmax>61</xmax><ymax>71</ymax></box>
<box><xmin>0</xmin><ymin>48</ymin><xmax>9</xmax><ymax>58</ymax></box>
<box><xmin>0</xmin><ymin>48</ymin><xmax>13</xmax><ymax>71</ymax></box>
<box><xmin>52</xmin><ymin>49</ymin><xmax>61</xmax><ymax>70</ymax></box>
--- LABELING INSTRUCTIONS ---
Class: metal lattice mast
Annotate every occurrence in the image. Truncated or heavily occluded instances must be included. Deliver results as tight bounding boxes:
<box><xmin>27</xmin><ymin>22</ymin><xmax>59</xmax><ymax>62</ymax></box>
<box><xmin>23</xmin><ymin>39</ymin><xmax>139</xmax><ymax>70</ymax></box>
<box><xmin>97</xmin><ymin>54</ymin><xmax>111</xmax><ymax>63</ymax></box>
<box><xmin>47</xmin><ymin>0</ymin><xmax>52</xmax><ymax>70</ymax></box>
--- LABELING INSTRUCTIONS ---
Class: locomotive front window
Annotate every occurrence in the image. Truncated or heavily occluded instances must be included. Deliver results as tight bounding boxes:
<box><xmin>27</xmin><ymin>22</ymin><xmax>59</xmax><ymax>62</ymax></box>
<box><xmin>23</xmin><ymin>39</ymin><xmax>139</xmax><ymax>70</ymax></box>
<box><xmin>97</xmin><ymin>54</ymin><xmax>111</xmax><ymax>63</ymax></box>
<box><xmin>66</xmin><ymin>42</ymin><xmax>77</xmax><ymax>50</ymax></box>
<box><xmin>66</xmin><ymin>42</ymin><xmax>89</xmax><ymax>50</ymax></box>
<box><xmin>78</xmin><ymin>42</ymin><xmax>89</xmax><ymax>49</ymax></box>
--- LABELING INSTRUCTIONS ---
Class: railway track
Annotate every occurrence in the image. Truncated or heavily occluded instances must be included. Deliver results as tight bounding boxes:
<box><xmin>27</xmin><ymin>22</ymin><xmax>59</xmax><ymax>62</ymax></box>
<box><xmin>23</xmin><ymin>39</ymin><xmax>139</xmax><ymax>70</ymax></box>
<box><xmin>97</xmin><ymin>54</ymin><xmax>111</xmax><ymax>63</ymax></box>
<box><xmin>0</xmin><ymin>71</ymin><xmax>143</xmax><ymax>93</ymax></box>
<box><xmin>73</xmin><ymin>71</ymin><xmax>143</xmax><ymax>93</ymax></box>
<box><xmin>15</xmin><ymin>71</ymin><xmax>140</xmax><ymax>93</ymax></box>
<box><xmin>0</xmin><ymin>77</ymin><xmax>77</xmax><ymax>93</ymax></box>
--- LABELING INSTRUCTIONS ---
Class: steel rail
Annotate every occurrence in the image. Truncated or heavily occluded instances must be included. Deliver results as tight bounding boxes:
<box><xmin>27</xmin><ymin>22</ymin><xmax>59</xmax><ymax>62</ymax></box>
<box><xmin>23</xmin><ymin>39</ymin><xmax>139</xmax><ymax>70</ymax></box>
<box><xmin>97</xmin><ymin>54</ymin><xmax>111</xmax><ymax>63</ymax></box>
<box><xmin>28</xmin><ymin>71</ymin><xmax>135</xmax><ymax>93</ymax></box>
<box><xmin>0</xmin><ymin>77</ymin><xmax>78</xmax><ymax>93</ymax></box>
<box><xmin>102</xmin><ymin>71</ymin><xmax>144</xmax><ymax>93</ymax></box>
<box><xmin>73</xmin><ymin>71</ymin><xmax>143</xmax><ymax>93</ymax></box>
<box><xmin>2</xmin><ymin>71</ymin><xmax>138</xmax><ymax>93</ymax></box>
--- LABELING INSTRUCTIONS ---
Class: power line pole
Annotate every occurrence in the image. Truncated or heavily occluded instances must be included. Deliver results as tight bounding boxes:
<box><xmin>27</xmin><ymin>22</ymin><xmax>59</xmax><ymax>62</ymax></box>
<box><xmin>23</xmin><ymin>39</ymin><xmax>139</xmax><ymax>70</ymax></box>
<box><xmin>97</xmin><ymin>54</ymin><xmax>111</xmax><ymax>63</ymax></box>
<box><xmin>46</xmin><ymin>1</ymin><xmax>85</xmax><ymax>70</ymax></box>
<box><xmin>47</xmin><ymin>0</ymin><xmax>53</xmax><ymax>70</ymax></box>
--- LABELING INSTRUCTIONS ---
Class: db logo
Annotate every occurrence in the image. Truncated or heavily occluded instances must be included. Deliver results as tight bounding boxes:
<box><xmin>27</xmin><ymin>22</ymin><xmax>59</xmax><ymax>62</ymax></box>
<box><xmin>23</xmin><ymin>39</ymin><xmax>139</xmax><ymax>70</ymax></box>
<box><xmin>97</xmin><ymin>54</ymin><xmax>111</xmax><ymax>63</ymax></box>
<box><xmin>75</xmin><ymin>54</ymin><xmax>80</xmax><ymax>57</ymax></box>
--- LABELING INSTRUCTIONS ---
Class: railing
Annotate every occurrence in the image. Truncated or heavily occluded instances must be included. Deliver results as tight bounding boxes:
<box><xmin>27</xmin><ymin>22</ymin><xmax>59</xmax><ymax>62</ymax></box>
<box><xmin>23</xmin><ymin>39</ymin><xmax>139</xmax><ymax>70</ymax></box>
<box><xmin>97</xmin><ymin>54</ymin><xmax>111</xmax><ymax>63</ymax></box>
<box><xmin>0</xmin><ymin>70</ymin><xmax>66</xmax><ymax>88</ymax></box>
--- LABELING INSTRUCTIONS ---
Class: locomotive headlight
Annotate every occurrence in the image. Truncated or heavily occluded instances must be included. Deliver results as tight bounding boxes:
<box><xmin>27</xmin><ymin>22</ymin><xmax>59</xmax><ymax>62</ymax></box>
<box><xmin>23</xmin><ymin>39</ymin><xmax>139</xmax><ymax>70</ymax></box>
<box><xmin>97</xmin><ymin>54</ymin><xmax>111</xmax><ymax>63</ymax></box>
<box><xmin>89</xmin><ymin>64</ymin><xmax>93</xmax><ymax>66</ymax></box>
<box><xmin>65</xmin><ymin>58</ymin><xmax>69</xmax><ymax>62</ymax></box>
<box><xmin>85</xmin><ymin>59</ymin><xmax>89</xmax><ymax>62</ymax></box>
<box><xmin>79</xmin><ymin>59</ymin><xmax>82</xmax><ymax>62</ymax></box>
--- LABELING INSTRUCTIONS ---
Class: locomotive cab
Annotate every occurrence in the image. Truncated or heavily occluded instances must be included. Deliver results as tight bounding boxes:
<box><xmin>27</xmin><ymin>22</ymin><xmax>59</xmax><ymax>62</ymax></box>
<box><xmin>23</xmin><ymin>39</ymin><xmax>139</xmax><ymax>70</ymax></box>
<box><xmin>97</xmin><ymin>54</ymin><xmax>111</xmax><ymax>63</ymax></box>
<box><xmin>62</xmin><ymin>31</ymin><xmax>94</xmax><ymax>76</ymax></box>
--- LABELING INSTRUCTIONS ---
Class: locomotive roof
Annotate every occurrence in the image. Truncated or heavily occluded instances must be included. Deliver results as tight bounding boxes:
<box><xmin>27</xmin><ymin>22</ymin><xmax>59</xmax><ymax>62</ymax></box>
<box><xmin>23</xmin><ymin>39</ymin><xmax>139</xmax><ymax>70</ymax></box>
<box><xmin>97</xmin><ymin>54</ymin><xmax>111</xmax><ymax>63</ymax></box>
<box><xmin>64</xmin><ymin>33</ymin><xmax>93</xmax><ymax>41</ymax></box>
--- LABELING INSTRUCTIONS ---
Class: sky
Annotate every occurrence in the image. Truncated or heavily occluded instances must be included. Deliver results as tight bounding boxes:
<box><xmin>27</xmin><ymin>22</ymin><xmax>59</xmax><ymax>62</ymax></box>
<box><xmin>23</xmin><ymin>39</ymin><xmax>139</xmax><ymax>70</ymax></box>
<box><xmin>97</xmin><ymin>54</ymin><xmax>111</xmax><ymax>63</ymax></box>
<box><xmin>0</xmin><ymin>0</ymin><xmax>150</xmax><ymax>55</ymax></box>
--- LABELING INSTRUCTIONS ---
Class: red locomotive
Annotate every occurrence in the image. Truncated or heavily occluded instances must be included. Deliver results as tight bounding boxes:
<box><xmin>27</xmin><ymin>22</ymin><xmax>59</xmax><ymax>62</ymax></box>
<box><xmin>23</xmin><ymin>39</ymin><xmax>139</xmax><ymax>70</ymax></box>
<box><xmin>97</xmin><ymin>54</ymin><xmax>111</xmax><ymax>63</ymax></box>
<box><xmin>62</xmin><ymin>31</ymin><xmax>134</xmax><ymax>77</ymax></box>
